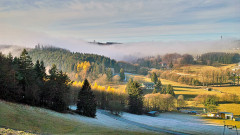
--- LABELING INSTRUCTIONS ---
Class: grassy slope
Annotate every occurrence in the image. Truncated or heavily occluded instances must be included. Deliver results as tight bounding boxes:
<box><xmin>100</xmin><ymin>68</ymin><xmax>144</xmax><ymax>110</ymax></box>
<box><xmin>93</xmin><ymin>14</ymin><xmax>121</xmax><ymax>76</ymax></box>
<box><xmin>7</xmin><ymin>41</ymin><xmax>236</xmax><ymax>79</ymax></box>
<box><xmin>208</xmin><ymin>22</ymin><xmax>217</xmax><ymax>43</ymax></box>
<box><xmin>0</xmin><ymin>100</ymin><xmax>152</xmax><ymax>135</ymax></box>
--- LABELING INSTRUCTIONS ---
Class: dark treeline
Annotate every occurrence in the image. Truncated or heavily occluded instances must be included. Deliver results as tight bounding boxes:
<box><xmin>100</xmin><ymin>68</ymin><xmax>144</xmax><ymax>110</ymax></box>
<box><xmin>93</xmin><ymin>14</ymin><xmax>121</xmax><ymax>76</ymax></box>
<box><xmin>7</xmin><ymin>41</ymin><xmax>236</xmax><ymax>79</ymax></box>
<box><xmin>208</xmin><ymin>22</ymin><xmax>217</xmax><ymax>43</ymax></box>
<box><xmin>118</xmin><ymin>61</ymin><xmax>149</xmax><ymax>75</ymax></box>
<box><xmin>29</xmin><ymin>45</ymin><xmax>120</xmax><ymax>73</ymax></box>
<box><xmin>198</xmin><ymin>52</ymin><xmax>240</xmax><ymax>65</ymax></box>
<box><xmin>0</xmin><ymin>49</ymin><xmax>71</xmax><ymax>112</ymax></box>
<box><xmin>135</xmin><ymin>55</ymin><xmax>162</xmax><ymax>69</ymax></box>
<box><xmin>131</xmin><ymin>52</ymin><xmax>239</xmax><ymax>70</ymax></box>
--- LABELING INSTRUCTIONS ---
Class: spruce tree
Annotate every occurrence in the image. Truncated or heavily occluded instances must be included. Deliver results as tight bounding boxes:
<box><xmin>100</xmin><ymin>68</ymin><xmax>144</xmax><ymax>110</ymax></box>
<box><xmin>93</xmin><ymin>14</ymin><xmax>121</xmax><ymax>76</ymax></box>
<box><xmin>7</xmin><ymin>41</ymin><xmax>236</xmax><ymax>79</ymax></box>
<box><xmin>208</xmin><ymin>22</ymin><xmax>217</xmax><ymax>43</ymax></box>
<box><xmin>77</xmin><ymin>79</ymin><xmax>97</xmax><ymax>117</ymax></box>
<box><xmin>120</xmin><ymin>68</ymin><xmax>125</xmax><ymax>81</ymax></box>
<box><xmin>154</xmin><ymin>79</ymin><xmax>162</xmax><ymax>93</ymax></box>
<box><xmin>127</xmin><ymin>80</ymin><xmax>143</xmax><ymax>115</ymax></box>
<box><xmin>151</xmin><ymin>72</ymin><xmax>158</xmax><ymax>84</ymax></box>
<box><xmin>166</xmin><ymin>84</ymin><xmax>175</xmax><ymax>96</ymax></box>
<box><xmin>106</xmin><ymin>68</ymin><xmax>113</xmax><ymax>82</ymax></box>
<box><xmin>169</xmin><ymin>61</ymin><xmax>174</xmax><ymax>69</ymax></box>
<box><xmin>161</xmin><ymin>86</ymin><xmax>166</xmax><ymax>94</ymax></box>
<box><xmin>18</xmin><ymin>49</ymin><xmax>37</xmax><ymax>104</ymax></box>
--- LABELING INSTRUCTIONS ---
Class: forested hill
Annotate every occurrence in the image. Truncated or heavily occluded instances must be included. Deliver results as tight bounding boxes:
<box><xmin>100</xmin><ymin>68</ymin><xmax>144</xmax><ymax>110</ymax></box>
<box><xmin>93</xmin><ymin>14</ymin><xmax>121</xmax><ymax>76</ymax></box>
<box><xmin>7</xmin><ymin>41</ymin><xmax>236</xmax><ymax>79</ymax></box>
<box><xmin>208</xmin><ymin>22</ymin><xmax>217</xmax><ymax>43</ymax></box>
<box><xmin>28</xmin><ymin>46</ymin><xmax>120</xmax><ymax>73</ymax></box>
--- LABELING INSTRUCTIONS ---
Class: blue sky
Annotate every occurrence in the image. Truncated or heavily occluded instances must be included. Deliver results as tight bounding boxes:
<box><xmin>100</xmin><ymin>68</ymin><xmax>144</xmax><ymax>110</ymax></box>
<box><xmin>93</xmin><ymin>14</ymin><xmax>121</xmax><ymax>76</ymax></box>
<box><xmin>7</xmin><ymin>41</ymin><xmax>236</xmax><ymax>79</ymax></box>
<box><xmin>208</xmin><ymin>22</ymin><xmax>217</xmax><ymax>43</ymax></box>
<box><xmin>0</xmin><ymin>0</ymin><xmax>239</xmax><ymax>45</ymax></box>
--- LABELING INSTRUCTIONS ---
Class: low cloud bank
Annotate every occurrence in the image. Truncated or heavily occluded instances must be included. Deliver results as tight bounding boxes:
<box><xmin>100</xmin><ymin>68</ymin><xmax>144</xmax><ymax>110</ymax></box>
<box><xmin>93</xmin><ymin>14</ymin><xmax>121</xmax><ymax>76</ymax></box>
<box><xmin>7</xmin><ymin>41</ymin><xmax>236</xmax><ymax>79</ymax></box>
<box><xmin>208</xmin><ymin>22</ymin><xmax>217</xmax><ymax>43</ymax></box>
<box><xmin>1</xmin><ymin>38</ymin><xmax>239</xmax><ymax>62</ymax></box>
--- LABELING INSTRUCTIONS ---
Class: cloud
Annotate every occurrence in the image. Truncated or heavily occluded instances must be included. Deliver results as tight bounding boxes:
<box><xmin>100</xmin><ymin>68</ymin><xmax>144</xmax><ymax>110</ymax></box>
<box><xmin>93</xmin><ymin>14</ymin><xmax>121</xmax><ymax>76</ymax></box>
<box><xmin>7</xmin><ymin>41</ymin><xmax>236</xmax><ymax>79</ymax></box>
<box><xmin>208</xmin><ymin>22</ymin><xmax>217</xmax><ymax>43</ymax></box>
<box><xmin>0</xmin><ymin>0</ymin><xmax>239</xmax><ymax>44</ymax></box>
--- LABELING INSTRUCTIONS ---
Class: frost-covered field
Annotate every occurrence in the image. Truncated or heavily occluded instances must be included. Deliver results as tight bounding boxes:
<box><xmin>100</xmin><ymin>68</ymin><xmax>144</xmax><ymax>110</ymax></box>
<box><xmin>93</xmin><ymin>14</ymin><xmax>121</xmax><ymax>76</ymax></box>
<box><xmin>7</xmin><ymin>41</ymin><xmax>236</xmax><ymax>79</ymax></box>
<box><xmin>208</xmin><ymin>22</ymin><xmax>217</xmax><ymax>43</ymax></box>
<box><xmin>67</xmin><ymin>106</ymin><xmax>238</xmax><ymax>134</ymax></box>
<box><xmin>121</xmin><ymin>112</ymin><xmax>238</xmax><ymax>135</ymax></box>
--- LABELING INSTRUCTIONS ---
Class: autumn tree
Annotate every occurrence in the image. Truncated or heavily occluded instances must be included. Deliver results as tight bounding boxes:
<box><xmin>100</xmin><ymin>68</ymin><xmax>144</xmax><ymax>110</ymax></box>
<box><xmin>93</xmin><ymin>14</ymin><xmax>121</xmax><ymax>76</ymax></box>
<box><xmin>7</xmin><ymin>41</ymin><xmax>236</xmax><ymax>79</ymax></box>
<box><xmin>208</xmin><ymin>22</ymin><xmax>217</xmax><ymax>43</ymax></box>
<box><xmin>113</xmin><ymin>75</ymin><xmax>120</xmax><ymax>83</ymax></box>
<box><xmin>203</xmin><ymin>95</ymin><xmax>219</xmax><ymax>112</ymax></box>
<box><xmin>177</xmin><ymin>95</ymin><xmax>186</xmax><ymax>108</ymax></box>
<box><xmin>180</xmin><ymin>54</ymin><xmax>194</xmax><ymax>65</ymax></box>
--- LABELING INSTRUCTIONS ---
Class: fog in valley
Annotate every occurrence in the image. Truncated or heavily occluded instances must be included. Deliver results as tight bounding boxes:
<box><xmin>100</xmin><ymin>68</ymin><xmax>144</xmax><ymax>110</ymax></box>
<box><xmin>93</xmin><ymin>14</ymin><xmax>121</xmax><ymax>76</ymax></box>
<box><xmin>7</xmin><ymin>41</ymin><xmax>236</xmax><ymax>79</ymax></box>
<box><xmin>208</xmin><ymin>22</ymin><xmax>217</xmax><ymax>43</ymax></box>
<box><xmin>1</xmin><ymin>38</ymin><xmax>239</xmax><ymax>62</ymax></box>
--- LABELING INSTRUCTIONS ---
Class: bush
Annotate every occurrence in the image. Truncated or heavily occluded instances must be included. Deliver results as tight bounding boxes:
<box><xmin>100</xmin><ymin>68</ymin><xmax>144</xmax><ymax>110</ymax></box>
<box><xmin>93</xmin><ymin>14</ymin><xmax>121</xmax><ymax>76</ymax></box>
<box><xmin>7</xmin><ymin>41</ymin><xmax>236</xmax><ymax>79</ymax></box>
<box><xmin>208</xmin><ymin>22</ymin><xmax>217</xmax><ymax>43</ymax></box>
<box><xmin>194</xmin><ymin>94</ymin><xmax>219</xmax><ymax>112</ymax></box>
<box><xmin>221</xmin><ymin>93</ymin><xmax>239</xmax><ymax>103</ymax></box>
<box><xmin>108</xmin><ymin>100</ymin><xmax>124</xmax><ymax>115</ymax></box>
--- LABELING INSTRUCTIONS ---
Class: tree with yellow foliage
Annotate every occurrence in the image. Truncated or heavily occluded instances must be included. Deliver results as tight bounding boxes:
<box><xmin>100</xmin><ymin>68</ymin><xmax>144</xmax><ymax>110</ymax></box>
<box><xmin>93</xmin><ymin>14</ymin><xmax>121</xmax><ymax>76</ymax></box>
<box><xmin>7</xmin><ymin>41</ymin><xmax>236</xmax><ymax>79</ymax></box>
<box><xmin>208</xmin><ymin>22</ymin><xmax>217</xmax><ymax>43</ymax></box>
<box><xmin>75</xmin><ymin>61</ymin><xmax>91</xmax><ymax>80</ymax></box>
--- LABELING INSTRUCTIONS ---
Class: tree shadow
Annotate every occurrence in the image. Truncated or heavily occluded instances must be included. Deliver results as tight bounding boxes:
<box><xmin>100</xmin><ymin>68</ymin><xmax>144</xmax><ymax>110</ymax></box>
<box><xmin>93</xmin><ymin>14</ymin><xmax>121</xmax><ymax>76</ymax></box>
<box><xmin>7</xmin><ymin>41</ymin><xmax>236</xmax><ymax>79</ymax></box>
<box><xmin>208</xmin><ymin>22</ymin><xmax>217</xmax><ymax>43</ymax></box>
<box><xmin>175</xmin><ymin>94</ymin><xmax>198</xmax><ymax>99</ymax></box>
<box><xmin>173</xmin><ymin>86</ymin><xmax>201</xmax><ymax>89</ymax></box>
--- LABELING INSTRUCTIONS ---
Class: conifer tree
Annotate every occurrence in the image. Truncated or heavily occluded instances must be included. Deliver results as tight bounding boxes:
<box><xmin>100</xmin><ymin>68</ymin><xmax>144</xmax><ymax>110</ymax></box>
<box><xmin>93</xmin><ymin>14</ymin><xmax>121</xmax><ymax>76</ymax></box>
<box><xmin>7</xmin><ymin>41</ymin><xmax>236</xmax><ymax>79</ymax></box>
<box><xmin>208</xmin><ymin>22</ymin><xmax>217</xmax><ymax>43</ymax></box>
<box><xmin>18</xmin><ymin>49</ymin><xmax>37</xmax><ymax>104</ymax></box>
<box><xmin>154</xmin><ymin>79</ymin><xmax>162</xmax><ymax>93</ymax></box>
<box><xmin>166</xmin><ymin>84</ymin><xmax>175</xmax><ymax>96</ymax></box>
<box><xmin>127</xmin><ymin>79</ymin><xmax>143</xmax><ymax>114</ymax></box>
<box><xmin>161</xmin><ymin>86</ymin><xmax>166</xmax><ymax>94</ymax></box>
<box><xmin>77</xmin><ymin>79</ymin><xmax>97</xmax><ymax>117</ymax></box>
<box><xmin>151</xmin><ymin>72</ymin><xmax>158</xmax><ymax>84</ymax></box>
<box><xmin>169</xmin><ymin>61</ymin><xmax>174</xmax><ymax>69</ymax></box>
<box><xmin>120</xmin><ymin>68</ymin><xmax>125</xmax><ymax>81</ymax></box>
<box><xmin>106</xmin><ymin>68</ymin><xmax>113</xmax><ymax>82</ymax></box>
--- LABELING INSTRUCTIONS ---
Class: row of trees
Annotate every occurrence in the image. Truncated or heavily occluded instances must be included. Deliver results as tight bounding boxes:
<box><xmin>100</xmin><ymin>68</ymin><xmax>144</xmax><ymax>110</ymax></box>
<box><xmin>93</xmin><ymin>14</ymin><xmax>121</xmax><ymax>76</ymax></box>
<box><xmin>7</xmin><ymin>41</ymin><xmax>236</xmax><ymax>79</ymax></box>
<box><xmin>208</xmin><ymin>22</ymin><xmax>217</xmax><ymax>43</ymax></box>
<box><xmin>199</xmin><ymin>52</ymin><xmax>240</xmax><ymax>65</ymax></box>
<box><xmin>144</xmin><ymin>93</ymin><xmax>176</xmax><ymax>112</ymax></box>
<box><xmin>133</xmin><ymin>52</ymin><xmax>239</xmax><ymax>70</ymax></box>
<box><xmin>0</xmin><ymin>50</ymin><xmax>71</xmax><ymax>112</ymax></box>
<box><xmin>151</xmin><ymin>66</ymin><xmax>239</xmax><ymax>86</ymax></box>
<box><xmin>194</xmin><ymin>93</ymin><xmax>239</xmax><ymax>112</ymax></box>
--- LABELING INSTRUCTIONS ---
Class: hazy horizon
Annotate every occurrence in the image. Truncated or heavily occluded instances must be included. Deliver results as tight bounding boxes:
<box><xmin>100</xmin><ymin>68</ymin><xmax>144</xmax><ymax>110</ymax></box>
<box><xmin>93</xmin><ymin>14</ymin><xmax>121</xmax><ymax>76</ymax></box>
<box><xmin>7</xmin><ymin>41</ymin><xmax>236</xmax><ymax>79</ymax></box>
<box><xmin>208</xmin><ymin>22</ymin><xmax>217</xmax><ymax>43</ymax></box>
<box><xmin>0</xmin><ymin>0</ymin><xmax>240</xmax><ymax>61</ymax></box>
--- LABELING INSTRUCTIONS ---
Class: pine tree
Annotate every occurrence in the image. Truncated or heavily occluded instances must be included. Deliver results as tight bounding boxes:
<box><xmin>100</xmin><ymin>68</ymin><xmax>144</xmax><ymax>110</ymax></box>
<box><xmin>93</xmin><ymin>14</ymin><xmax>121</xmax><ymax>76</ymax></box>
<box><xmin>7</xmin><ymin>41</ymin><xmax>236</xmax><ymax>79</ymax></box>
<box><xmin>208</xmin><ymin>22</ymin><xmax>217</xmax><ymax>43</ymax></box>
<box><xmin>77</xmin><ymin>79</ymin><xmax>97</xmax><ymax>117</ymax></box>
<box><xmin>106</xmin><ymin>68</ymin><xmax>113</xmax><ymax>82</ymax></box>
<box><xmin>40</xmin><ymin>61</ymin><xmax>46</xmax><ymax>79</ymax></box>
<box><xmin>120</xmin><ymin>68</ymin><xmax>125</xmax><ymax>81</ymax></box>
<box><xmin>151</xmin><ymin>72</ymin><xmax>158</xmax><ymax>84</ymax></box>
<box><xmin>126</xmin><ymin>78</ymin><xmax>133</xmax><ymax>93</ymax></box>
<box><xmin>169</xmin><ymin>61</ymin><xmax>174</xmax><ymax>69</ymax></box>
<box><xmin>166</xmin><ymin>84</ymin><xmax>175</xmax><ymax>96</ymax></box>
<box><xmin>154</xmin><ymin>79</ymin><xmax>162</xmax><ymax>93</ymax></box>
<box><xmin>127</xmin><ymin>80</ymin><xmax>143</xmax><ymax>115</ymax></box>
<box><xmin>34</xmin><ymin>60</ymin><xmax>46</xmax><ymax>106</ymax></box>
<box><xmin>161</xmin><ymin>86</ymin><xmax>166</xmax><ymax>94</ymax></box>
<box><xmin>18</xmin><ymin>49</ymin><xmax>37</xmax><ymax>104</ymax></box>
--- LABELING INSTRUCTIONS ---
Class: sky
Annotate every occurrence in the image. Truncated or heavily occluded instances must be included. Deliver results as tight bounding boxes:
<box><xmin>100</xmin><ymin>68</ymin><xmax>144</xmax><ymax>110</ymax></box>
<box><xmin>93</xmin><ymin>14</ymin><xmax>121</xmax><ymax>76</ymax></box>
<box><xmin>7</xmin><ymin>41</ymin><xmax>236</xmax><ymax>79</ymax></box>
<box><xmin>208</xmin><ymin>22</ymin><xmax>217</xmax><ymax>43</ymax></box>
<box><xmin>0</xmin><ymin>0</ymin><xmax>239</xmax><ymax>46</ymax></box>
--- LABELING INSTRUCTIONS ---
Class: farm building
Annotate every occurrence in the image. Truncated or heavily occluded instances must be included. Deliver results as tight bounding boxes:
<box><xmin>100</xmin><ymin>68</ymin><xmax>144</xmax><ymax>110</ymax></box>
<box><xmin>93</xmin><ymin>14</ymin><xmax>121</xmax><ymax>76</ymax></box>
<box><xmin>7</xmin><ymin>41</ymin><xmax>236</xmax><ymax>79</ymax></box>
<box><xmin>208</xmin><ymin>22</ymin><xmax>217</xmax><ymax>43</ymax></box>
<box><xmin>207</xmin><ymin>112</ymin><xmax>233</xmax><ymax>120</ymax></box>
<box><xmin>142</xmin><ymin>82</ymin><xmax>155</xmax><ymax>90</ymax></box>
<box><xmin>220</xmin><ymin>112</ymin><xmax>233</xmax><ymax>120</ymax></box>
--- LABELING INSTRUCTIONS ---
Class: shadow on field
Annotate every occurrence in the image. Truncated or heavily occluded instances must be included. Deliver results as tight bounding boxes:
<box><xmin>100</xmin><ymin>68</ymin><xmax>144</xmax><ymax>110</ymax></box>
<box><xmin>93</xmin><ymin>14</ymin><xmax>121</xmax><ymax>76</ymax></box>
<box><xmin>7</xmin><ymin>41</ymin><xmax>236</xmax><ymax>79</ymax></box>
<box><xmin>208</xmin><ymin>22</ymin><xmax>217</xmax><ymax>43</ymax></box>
<box><xmin>174</xmin><ymin>89</ymin><xmax>192</xmax><ymax>92</ymax></box>
<box><xmin>175</xmin><ymin>94</ymin><xmax>198</xmax><ymax>99</ymax></box>
<box><xmin>173</xmin><ymin>86</ymin><xmax>201</xmax><ymax>89</ymax></box>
